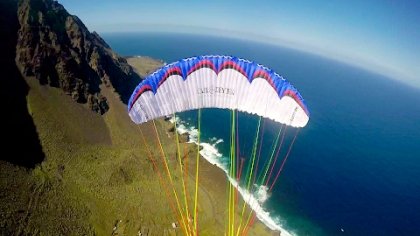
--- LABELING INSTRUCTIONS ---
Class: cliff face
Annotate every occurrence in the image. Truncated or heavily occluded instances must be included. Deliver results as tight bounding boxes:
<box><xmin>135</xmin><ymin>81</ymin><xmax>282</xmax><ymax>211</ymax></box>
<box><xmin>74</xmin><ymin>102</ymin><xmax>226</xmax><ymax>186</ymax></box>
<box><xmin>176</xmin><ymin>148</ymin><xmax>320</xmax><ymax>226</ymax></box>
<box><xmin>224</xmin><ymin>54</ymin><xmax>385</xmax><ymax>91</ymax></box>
<box><xmin>0</xmin><ymin>0</ymin><xmax>45</xmax><ymax>168</ymax></box>
<box><xmin>16</xmin><ymin>0</ymin><xmax>140</xmax><ymax>114</ymax></box>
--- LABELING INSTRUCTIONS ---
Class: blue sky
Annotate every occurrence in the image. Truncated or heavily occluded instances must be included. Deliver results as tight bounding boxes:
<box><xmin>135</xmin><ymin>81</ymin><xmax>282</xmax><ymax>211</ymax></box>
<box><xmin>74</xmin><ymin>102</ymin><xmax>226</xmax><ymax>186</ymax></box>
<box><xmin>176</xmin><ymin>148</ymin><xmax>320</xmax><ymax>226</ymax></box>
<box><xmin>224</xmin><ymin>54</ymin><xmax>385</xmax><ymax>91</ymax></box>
<box><xmin>59</xmin><ymin>0</ymin><xmax>419</xmax><ymax>88</ymax></box>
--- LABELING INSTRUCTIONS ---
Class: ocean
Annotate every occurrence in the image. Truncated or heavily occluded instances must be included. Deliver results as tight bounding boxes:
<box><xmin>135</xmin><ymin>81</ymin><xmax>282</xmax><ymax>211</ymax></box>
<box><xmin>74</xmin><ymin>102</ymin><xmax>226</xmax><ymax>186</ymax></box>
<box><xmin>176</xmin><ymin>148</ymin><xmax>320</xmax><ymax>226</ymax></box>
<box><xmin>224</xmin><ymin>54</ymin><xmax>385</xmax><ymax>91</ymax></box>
<box><xmin>103</xmin><ymin>32</ymin><xmax>420</xmax><ymax>235</ymax></box>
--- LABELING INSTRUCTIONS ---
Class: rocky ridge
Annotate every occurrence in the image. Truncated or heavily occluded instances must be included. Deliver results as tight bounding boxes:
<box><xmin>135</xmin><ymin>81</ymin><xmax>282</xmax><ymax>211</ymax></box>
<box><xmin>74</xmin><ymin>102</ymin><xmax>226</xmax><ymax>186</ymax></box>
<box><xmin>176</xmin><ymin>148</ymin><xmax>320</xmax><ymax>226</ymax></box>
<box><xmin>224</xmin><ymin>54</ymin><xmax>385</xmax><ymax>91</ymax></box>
<box><xmin>15</xmin><ymin>0</ymin><xmax>141</xmax><ymax>114</ymax></box>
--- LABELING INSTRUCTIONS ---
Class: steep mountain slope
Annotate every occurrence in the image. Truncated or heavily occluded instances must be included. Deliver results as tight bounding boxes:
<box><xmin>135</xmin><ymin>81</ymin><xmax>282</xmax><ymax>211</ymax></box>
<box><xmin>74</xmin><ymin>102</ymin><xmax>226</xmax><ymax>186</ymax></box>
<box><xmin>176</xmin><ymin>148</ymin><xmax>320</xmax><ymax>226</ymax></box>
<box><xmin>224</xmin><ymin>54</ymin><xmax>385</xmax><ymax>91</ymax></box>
<box><xmin>0</xmin><ymin>0</ymin><xmax>44</xmax><ymax>168</ymax></box>
<box><xmin>0</xmin><ymin>1</ymin><xmax>274</xmax><ymax>235</ymax></box>
<box><xmin>16</xmin><ymin>0</ymin><xmax>141</xmax><ymax>114</ymax></box>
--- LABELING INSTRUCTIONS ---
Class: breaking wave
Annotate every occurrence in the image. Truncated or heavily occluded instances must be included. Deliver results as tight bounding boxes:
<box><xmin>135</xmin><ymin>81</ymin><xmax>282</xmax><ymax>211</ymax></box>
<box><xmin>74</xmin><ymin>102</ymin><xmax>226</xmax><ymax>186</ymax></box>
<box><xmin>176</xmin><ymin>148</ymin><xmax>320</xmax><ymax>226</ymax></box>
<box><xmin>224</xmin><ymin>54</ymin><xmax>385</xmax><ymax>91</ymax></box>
<box><xmin>169</xmin><ymin>116</ymin><xmax>294</xmax><ymax>236</ymax></box>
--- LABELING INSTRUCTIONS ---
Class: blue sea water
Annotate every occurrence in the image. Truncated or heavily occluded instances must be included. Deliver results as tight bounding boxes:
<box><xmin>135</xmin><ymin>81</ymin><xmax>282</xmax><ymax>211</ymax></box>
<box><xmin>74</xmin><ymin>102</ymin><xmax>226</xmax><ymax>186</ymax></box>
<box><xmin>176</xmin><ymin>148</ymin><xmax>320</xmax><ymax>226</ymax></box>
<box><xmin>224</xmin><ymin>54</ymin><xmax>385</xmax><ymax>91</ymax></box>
<box><xmin>103</xmin><ymin>32</ymin><xmax>420</xmax><ymax>235</ymax></box>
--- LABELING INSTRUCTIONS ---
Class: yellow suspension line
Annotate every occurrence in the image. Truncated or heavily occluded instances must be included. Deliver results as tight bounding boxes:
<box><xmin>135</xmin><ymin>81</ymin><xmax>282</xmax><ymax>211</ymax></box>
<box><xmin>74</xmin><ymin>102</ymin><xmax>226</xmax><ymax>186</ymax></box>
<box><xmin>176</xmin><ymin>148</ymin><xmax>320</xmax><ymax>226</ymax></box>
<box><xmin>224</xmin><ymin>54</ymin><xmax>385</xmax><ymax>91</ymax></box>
<box><xmin>193</xmin><ymin>109</ymin><xmax>201</xmax><ymax>236</ymax></box>
<box><xmin>241</xmin><ymin>125</ymin><xmax>284</xmax><ymax>234</ymax></box>
<box><xmin>152</xmin><ymin>120</ymin><xmax>190</xmax><ymax>236</ymax></box>
<box><xmin>236</xmin><ymin>117</ymin><xmax>262</xmax><ymax>236</ymax></box>
<box><xmin>258</xmin><ymin>124</ymin><xmax>283</xmax><ymax>186</ymax></box>
<box><xmin>229</xmin><ymin>110</ymin><xmax>236</xmax><ymax>236</ymax></box>
<box><xmin>227</xmin><ymin>110</ymin><xmax>233</xmax><ymax>236</ymax></box>
<box><xmin>228</xmin><ymin>111</ymin><xmax>232</xmax><ymax>236</ymax></box>
<box><xmin>174</xmin><ymin>113</ymin><xmax>193</xmax><ymax>235</ymax></box>
<box><xmin>137</xmin><ymin>126</ymin><xmax>182</xmax><ymax>231</ymax></box>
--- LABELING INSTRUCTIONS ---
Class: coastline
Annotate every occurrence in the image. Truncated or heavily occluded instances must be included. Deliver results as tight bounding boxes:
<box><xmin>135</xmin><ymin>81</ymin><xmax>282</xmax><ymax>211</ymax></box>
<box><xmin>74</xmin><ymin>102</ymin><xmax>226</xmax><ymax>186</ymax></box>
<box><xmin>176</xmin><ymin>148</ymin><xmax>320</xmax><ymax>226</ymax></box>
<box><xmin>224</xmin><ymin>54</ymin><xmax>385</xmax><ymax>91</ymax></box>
<box><xmin>169</xmin><ymin>116</ymin><xmax>294</xmax><ymax>236</ymax></box>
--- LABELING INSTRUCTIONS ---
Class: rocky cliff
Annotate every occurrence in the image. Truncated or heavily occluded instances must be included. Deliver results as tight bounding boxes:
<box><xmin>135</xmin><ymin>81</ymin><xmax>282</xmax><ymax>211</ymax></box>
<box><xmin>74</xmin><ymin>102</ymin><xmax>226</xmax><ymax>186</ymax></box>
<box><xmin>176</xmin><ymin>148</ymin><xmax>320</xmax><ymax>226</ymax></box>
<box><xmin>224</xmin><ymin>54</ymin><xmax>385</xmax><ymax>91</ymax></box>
<box><xmin>16</xmin><ymin>0</ymin><xmax>141</xmax><ymax>114</ymax></box>
<box><xmin>0</xmin><ymin>0</ymin><xmax>45</xmax><ymax>167</ymax></box>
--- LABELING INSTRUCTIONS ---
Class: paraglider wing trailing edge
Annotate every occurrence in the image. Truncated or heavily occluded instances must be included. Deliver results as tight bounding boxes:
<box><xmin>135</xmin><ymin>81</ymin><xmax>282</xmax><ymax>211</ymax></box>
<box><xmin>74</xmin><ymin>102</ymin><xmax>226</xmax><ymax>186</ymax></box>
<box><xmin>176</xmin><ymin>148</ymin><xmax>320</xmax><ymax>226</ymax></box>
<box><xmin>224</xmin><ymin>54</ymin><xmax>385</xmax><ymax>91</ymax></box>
<box><xmin>128</xmin><ymin>55</ymin><xmax>309</xmax><ymax>127</ymax></box>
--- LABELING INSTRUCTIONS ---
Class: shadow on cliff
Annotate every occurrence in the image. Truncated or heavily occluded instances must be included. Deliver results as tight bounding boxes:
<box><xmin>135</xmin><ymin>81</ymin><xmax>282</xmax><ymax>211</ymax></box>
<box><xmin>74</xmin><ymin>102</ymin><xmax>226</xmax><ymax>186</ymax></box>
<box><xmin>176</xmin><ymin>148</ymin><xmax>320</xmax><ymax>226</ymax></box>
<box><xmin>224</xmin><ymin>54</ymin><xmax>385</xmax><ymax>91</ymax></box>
<box><xmin>105</xmin><ymin>59</ymin><xmax>142</xmax><ymax>105</ymax></box>
<box><xmin>0</xmin><ymin>0</ymin><xmax>45</xmax><ymax>168</ymax></box>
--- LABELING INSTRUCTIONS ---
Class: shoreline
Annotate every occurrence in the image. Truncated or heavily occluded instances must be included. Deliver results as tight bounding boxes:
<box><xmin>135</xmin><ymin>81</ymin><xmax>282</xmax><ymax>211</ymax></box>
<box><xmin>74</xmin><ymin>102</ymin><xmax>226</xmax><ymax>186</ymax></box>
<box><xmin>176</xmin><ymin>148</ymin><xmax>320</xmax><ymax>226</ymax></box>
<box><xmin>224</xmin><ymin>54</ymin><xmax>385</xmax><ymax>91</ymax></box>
<box><xmin>169</xmin><ymin>116</ymin><xmax>294</xmax><ymax>236</ymax></box>
<box><xmin>125</xmin><ymin>55</ymin><xmax>294</xmax><ymax>235</ymax></box>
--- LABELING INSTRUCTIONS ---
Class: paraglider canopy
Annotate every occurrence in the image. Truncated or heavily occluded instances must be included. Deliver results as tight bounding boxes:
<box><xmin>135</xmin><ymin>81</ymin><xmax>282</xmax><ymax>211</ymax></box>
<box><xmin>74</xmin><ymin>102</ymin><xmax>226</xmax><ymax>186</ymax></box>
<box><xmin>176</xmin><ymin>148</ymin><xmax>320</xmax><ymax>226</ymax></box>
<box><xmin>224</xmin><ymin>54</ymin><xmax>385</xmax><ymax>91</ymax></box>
<box><xmin>128</xmin><ymin>55</ymin><xmax>309</xmax><ymax>127</ymax></box>
<box><xmin>127</xmin><ymin>55</ymin><xmax>310</xmax><ymax>236</ymax></box>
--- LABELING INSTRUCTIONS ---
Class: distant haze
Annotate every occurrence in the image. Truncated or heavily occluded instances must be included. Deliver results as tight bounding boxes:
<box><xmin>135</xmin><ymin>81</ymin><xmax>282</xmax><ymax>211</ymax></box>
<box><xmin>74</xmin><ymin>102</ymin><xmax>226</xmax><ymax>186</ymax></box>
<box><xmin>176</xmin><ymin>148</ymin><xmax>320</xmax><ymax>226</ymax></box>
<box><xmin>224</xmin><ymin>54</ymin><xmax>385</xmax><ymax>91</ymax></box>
<box><xmin>59</xmin><ymin>0</ymin><xmax>420</xmax><ymax>88</ymax></box>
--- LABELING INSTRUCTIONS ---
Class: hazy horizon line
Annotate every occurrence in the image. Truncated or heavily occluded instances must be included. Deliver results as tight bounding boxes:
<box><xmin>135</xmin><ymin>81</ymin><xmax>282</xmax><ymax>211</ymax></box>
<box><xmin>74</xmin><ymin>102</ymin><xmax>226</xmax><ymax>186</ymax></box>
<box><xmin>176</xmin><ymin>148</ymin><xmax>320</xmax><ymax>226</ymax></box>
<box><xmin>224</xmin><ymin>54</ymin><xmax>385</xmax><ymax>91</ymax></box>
<box><xmin>96</xmin><ymin>24</ymin><xmax>419</xmax><ymax>90</ymax></box>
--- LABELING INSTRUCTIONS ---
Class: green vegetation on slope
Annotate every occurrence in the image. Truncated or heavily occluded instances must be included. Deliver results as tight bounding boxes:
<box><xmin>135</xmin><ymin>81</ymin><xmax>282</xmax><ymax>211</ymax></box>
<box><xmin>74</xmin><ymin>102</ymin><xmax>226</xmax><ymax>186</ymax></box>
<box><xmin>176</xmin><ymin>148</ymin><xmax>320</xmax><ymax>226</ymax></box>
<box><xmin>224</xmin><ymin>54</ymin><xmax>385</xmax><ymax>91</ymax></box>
<box><xmin>126</xmin><ymin>56</ymin><xmax>164</xmax><ymax>78</ymax></box>
<box><xmin>0</xmin><ymin>57</ymin><xmax>274</xmax><ymax>235</ymax></box>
